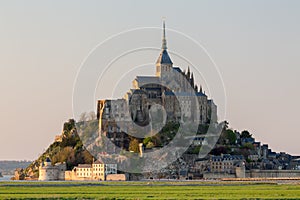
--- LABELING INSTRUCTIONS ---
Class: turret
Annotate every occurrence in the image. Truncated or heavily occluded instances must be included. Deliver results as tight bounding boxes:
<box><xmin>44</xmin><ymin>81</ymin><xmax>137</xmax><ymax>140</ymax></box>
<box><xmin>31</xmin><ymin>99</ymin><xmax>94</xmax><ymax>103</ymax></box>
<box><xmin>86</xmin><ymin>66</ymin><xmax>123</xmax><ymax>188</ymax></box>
<box><xmin>44</xmin><ymin>157</ymin><xmax>52</xmax><ymax>167</ymax></box>
<box><xmin>186</xmin><ymin>66</ymin><xmax>190</xmax><ymax>79</ymax></box>
<box><xmin>191</xmin><ymin>72</ymin><xmax>194</xmax><ymax>88</ymax></box>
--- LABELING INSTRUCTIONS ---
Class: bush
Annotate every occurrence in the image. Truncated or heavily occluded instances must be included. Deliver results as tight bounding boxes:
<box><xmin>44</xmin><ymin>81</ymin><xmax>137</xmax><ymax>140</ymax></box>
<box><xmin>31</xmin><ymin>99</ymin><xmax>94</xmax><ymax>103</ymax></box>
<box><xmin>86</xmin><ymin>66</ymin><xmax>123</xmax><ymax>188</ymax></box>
<box><xmin>129</xmin><ymin>139</ymin><xmax>140</xmax><ymax>153</ymax></box>
<box><xmin>242</xmin><ymin>142</ymin><xmax>254</xmax><ymax>150</ymax></box>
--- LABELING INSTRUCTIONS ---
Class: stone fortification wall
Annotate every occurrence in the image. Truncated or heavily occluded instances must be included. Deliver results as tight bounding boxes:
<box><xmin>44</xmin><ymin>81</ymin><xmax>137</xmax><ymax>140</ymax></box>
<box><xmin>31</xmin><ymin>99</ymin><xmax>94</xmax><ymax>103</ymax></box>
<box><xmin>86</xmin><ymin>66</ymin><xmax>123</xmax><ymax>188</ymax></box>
<box><xmin>106</xmin><ymin>174</ymin><xmax>127</xmax><ymax>181</ymax></box>
<box><xmin>246</xmin><ymin>170</ymin><xmax>300</xmax><ymax>178</ymax></box>
<box><xmin>203</xmin><ymin>172</ymin><xmax>236</xmax><ymax>179</ymax></box>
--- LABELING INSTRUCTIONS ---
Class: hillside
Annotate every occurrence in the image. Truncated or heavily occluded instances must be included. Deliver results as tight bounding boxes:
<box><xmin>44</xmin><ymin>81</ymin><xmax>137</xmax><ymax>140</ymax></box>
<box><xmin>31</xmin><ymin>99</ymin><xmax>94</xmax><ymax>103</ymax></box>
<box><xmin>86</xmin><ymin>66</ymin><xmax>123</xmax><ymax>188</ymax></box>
<box><xmin>22</xmin><ymin>119</ymin><xmax>93</xmax><ymax>179</ymax></box>
<box><xmin>19</xmin><ymin>116</ymin><xmax>296</xmax><ymax>180</ymax></box>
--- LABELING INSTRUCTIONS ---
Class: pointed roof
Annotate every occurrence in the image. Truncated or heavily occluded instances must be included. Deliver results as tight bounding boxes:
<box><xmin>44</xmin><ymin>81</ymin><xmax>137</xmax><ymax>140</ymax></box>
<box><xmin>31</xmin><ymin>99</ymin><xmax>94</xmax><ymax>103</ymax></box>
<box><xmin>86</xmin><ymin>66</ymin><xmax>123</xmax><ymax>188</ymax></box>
<box><xmin>196</xmin><ymin>92</ymin><xmax>207</xmax><ymax>97</ymax></box>
<box><xmin>162</xmin><ymin>20</ymin><xmax>167</xmax><ymax>50</ymax></box>
<box><xmin>191</xmin><ymin>72</ymin><xmax>194</xmax><ymax>87</ymax></box>
<box><xmin>156</xmin><ymin>20</ymin><xmax>173</xmax><ymax>65</ymax></box>
<box><xmin>187</xmin><ymin>66</ymin><xmax>190</xmax><ymax>78</ymax></box>
<box><xmin>156</xmin><ymin>50</ymin><xmax>173</xmax><ymax>64</ymax></box>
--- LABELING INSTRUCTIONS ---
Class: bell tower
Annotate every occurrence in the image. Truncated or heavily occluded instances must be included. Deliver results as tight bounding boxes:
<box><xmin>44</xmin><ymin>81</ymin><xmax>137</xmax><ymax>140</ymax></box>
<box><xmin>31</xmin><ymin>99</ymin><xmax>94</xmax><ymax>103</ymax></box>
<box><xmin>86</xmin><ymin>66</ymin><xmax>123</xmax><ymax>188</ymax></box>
<box><xmin>156</xmin><ymin>20</ymin><xmax>173</xmax><ymax>77</ymax></box>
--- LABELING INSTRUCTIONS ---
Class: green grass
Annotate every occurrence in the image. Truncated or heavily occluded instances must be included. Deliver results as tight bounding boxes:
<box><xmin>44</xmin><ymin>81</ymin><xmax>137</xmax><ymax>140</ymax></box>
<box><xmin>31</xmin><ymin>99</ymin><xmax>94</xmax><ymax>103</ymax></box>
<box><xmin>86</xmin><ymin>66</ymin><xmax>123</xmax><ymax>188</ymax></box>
<box><xmin>1</xmin><ymin>181</ymin><xmax>300</xmax><ymax>199</ymax></box>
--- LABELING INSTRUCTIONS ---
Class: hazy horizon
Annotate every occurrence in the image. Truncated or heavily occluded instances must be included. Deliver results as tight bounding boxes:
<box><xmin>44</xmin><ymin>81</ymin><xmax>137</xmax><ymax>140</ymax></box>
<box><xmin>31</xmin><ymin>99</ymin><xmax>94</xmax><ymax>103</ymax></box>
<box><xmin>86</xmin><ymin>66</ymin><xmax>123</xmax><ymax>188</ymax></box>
<box><xmin>1</xmin><ymin>0</ymin><xmax>300</xmax><ymax>160</ymax></box>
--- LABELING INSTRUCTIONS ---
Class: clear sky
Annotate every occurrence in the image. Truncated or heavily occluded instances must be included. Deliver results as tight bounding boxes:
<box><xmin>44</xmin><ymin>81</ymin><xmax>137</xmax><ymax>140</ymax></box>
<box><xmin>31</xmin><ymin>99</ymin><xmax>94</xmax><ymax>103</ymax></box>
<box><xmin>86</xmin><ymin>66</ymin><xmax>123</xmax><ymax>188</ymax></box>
<box><xmin>1</xmin><ymin>0</ymin><xmax>300</xmax><ymax>160</ymax></box>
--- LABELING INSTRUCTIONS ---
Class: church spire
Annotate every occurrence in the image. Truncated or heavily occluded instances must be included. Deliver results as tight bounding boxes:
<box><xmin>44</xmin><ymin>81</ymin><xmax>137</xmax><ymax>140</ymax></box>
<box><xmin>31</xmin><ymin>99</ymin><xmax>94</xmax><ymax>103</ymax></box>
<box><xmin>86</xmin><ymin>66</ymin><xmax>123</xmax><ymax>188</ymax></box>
<box><xmin>162</xmin><ymin>20</ymin><xmax>167</xmax><ymax>50</ymax></box>
<box><xmin>191</xmin><ymin>72</ymin><xmax>194</xmax><ymax>88</ymax></box>
<box><xmin>156</xmin><ymin>19</ymin><xmax>173</xmax><ymax>67</ymax></box>
<box><xmin>187</xmin><ymin>66</ymin><xmax>190</xmax><ymax>78</ymax></box>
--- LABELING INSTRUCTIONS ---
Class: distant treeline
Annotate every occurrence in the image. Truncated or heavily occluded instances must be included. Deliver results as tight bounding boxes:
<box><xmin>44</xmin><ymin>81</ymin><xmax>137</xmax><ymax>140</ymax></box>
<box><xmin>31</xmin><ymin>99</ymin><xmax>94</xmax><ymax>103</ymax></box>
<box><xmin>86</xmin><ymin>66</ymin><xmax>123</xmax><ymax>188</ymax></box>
<box><xmin>0</xmin><ymin>161</ymin><xmax>32</xmax><ymax>175</ymax></box>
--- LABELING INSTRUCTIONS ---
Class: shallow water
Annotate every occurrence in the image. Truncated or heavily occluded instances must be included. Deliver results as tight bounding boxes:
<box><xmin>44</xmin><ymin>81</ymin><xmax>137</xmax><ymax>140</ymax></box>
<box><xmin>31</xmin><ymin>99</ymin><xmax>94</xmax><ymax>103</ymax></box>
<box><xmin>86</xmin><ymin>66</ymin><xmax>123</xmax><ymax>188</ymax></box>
<box><xmin>0</xmin><ymin>175</ymin><xmax>13</xmax><ymax>181</ymax></box>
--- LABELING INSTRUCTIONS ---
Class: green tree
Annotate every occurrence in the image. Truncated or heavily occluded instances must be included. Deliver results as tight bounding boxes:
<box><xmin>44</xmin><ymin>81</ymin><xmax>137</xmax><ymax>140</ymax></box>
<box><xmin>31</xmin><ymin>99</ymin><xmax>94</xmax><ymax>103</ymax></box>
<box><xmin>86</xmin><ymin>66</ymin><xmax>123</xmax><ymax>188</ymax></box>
<box><xmin>143</xmin><ymin>137</ymin><xmax>152</xmax><ymax>146</ymax></box>
<box><xmin>210</xmin><ymin>146</ymin><xmax>229</xmax><ymax>155</ymax></box>
<box><xmin>146</xmin><ymin>141</ymin><xmax>154</xmax><ymax>149</ymax></box>
<box><xmin>241</xmin><ymin>130</ymin><xmax>252</xmax><ymax>138</ymax></box>
<box><xmin>242</xmin><ymin>142</ymin><xmax>254</xmax><ymax>150</ymax></box>
<box><xmin>226</xmin><ymin>129</ymin><xmax>237</xmax><ymax>145</ymax></box>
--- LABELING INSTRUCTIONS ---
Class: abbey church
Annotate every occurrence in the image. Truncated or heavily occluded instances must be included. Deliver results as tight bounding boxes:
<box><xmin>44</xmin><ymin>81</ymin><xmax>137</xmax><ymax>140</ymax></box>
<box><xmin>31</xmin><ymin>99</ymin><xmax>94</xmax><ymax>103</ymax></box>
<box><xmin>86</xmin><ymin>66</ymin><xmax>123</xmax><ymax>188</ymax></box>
<box><xmin>97</xmin><ymin>22</ymin><xmax>217</xmax><ymax>150</ymax></box>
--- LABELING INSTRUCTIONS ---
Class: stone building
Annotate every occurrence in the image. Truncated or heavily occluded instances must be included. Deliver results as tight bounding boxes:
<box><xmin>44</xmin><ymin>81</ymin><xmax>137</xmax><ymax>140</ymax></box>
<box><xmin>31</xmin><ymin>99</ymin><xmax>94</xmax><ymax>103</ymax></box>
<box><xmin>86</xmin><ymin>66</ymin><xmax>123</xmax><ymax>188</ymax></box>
<box><xmin>65</xmin><ymin>160</ymin><xmax>117</xmax><ymax>181</ymax></box>
<box><xmin>74</xmin><ymin>164</ymin><xmax>94</xmax><ymax>178</ymax></box>
<box><xmin>71</xmin><ymin>160</ymin><xmax>106</xmax><ymax>181</ymax></box>
<box><xmin>194</xmin><ymin>154</ymin><xmax>245</xmax><ymax>178</ymax></box>
<box><xmin>38</xmin><ymin>158</ymin><xmax>66</xmax><ymax>181</ymax></box>
<box><xmin>97</xmin><ymin>21</ymin><xmax>217</xmax><ymax>151</ymax></box>
<box><xmin>208</xmin><ymin>154</ymin><xmax>244</xmax><ymax>174</ymax></box>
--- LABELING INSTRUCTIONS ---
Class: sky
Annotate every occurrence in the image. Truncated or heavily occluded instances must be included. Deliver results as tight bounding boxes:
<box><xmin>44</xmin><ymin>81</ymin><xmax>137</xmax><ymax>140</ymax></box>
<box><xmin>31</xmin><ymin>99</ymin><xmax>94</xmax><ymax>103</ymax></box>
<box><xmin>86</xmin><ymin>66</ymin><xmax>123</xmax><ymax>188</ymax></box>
<box><xmin>0</xmin><ymin>0</ymin><xmax>300</xmax><ymax>160</ymax></box>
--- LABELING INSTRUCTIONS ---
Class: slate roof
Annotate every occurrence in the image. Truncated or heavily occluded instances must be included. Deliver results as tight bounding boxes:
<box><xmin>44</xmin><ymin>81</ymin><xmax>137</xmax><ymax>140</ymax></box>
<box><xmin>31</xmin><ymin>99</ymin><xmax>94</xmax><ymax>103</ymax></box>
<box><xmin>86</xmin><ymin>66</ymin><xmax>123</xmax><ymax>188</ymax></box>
<box><xmin>135</xmin><ymin>76</ymin><xmax>160</xmax><ymax>86</ymax></box>
<box><xmin>173</xmin><ymin>67</ymin><xmax>182</xmax><ymax>73</ymax></box>
<box><xmin>156</xmin><ymin>49</ymin><xmax>173</xmax><ymax>64</ymax></box>
<box><xmin>211</xmin><ymin>154</ymin><xmax>244</xmax><ymax>162</ymax></box>
<box><xmin>77</xmin><ymin>164</ymin><xmax>92</xmax><ymax>168</ymax></box>
<box><xmin>196</xmin><ymin>92</ymin><xmax>207</xmax><ymax>97</ymax></box>
<box><xmin>164</xmin><ymin>91</ymin><xmax>207</xmax><ymax>97</ymax></box>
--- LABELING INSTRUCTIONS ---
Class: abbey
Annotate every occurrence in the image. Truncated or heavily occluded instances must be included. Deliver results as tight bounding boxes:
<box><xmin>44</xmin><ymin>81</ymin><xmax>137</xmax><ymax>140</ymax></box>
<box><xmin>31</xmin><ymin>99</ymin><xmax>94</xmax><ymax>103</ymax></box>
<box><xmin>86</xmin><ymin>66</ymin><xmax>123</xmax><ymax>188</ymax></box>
<box><xmin>97</xmin><ymin>22</ymin><xmax>217</xmax><ymax>150</ymax></box>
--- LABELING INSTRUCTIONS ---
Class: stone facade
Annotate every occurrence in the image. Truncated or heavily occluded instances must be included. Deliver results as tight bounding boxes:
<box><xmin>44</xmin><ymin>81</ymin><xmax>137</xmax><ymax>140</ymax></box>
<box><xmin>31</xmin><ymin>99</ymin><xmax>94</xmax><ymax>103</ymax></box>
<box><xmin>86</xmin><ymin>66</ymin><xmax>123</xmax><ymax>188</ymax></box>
<box><xmin>97</xmin><ymin>22</ymin><xmax>217</xmax><ymax>152</ymax></box>
<box><xmin>194</xmin><ymin>154</ymin><xmax>246</xmax><ymax>178</ymax></box>
<box><xmin>106</xmin><ymin>174</ymin><xmax>127</xmax><ymax>181</ymax></box>
<box><xmin>64</xmin><ymin>160</ymin><xmax>117</xmax><ymax>181</ymax></box>
<box><xmin>209</xmin><ymin>154</ymin><xmax>245</xmax><ymax>174</ymax></box>
<box><xmin>246</xmin><ymin>170</ymin><xmax>300</xmax><ymax>178</ymax></box>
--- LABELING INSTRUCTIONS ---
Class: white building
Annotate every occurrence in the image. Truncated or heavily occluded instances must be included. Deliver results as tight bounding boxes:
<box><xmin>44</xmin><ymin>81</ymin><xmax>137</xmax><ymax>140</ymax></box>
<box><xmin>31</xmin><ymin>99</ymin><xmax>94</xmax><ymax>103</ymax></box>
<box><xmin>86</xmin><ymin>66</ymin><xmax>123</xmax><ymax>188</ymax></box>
<box><xmin>65</xmin><ymin>160</ymin><xmax>117</xmax><ymax>181</ymax></box>
<box><xmin>105</xmin><ymin>164</ymin><xmax>117</xmax><ymax>176</ymax></box>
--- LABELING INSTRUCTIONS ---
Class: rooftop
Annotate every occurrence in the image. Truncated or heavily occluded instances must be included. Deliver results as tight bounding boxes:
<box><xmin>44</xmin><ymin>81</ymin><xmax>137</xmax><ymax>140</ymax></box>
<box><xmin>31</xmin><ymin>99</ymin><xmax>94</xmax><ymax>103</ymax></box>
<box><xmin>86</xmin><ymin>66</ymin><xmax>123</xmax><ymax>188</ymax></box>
<box><xmin>156</xmin><ymin>49</ymin><xmax>173</xmax><ymax>65</ymax></box>
<box><xmin>77</xmin><ymin>164</ymin><xmax>92</xmax><ymax>168</ymax></box>
<box><xmin>135</xmin><ymin>76</ymin><xmax>160</xmax><ymax>86</ymax></box>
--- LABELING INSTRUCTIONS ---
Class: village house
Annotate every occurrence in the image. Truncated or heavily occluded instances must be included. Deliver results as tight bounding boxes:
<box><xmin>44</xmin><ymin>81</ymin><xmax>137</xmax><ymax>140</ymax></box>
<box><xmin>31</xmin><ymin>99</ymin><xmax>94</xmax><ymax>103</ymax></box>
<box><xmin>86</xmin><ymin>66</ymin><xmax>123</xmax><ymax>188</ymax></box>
<box><xmin>65</xmin><ymin>160</ymin><xmax>117</xmax><ymax>181</ymax></box>
<box><xmin>39</xmin><ymin>158</ymin><xmax>118</xmax><ymax>181</ymax></box>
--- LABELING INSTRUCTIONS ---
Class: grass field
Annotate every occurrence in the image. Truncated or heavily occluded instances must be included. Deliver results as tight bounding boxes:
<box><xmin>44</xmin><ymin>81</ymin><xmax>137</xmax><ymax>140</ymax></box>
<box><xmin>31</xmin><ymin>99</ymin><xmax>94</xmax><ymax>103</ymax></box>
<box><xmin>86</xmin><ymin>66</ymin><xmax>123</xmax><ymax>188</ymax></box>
<box><xmin>1</xmin><ymin>181</ymin><xmax>300</xmax><ymax>199</ymax></box>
